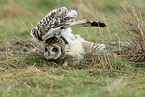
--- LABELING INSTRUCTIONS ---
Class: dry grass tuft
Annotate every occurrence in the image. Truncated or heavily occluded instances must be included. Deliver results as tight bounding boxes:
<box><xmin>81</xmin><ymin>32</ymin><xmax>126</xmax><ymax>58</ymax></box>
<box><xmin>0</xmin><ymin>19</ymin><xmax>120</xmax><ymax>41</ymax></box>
<box><xmin>116</xmin><ymin>1</ymin><xmax>145</xmax><ymax>66</ymax></box>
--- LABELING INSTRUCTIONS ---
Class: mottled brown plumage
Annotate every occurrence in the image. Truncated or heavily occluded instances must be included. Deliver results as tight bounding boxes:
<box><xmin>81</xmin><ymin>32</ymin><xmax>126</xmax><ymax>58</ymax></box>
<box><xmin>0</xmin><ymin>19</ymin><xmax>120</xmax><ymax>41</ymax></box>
<box><xmin>30</xmin><ymin>7</ymin><xmax>106</xmax><ymax>63</ymax></box>
<box><xmin>31</xmin><ymin>7</ymin><xmax>106</xmax><ymax>41</ymax></box>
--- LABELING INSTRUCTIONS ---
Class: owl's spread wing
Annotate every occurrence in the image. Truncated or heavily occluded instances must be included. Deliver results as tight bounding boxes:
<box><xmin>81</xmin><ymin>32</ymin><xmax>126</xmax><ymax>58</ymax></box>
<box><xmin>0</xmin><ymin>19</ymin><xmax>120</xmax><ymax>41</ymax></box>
<box><xmin>31</xmin><ymin>7</ymin><xmax>106</xmax><ymax>41</ymax></box>
<box><xmin>36</xmin><ymin>7</ymin><xmax>77</xmax><ymax>31</ymax></box>
<box><xmin>31</xmin><ymin>7</ymin><xmax>77</xmax><ymax>41</ymax></box>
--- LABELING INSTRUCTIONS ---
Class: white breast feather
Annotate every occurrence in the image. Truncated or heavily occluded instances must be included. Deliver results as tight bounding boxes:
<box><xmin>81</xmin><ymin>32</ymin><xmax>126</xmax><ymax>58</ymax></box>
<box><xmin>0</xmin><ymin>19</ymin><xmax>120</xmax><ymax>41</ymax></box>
<box><xmin>61</xmin><ymin>27</ymin><xmax>85</xmax><ymax>62</ymax></box>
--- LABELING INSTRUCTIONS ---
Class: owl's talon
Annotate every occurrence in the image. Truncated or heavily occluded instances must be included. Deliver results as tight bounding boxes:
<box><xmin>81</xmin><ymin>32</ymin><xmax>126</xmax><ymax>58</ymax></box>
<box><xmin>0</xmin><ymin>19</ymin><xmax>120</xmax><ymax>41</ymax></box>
<box><xmin>62</xmin><ymin>61</ymin><xmax>68</xmax><ymax>67</ymax></box>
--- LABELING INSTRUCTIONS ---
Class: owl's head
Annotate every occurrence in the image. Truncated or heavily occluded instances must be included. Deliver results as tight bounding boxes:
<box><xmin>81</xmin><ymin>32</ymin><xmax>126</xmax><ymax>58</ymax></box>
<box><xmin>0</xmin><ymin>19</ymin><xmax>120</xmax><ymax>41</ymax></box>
<box><xmin>44</xmin><ymin>37</ymin><xmax>66</xmax><ymax>61</ymax></box>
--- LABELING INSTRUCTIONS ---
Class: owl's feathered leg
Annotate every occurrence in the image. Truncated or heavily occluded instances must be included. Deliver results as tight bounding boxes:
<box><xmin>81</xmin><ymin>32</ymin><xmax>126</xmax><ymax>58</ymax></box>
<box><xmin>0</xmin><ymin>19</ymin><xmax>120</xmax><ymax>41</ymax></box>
<box><xmin>74</xmin><ymin>34</ymin><xmax>105</xmax><ymax>52</ymax></box>
<box><xmin>62</xmin><ymin>52</ymin><xmax>75</xmax><ymax>67</ymax></box>
<box><xmin>81</xmin><ymin>41</ymin><xmax>105</xmax><ymax>52</ymax></box>
<box><xmin>62</xmin><ymin>61</ymin><xmax>68</xmax><ymax>67</ymax></box>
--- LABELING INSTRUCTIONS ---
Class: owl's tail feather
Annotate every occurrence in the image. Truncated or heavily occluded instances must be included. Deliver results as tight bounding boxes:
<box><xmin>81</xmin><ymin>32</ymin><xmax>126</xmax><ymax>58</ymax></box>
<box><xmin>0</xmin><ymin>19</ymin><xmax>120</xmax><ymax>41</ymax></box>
<box><xmin>68</xmin><ymin>20</ymin><xmax>107</xmax><ymax>27</ymax></box>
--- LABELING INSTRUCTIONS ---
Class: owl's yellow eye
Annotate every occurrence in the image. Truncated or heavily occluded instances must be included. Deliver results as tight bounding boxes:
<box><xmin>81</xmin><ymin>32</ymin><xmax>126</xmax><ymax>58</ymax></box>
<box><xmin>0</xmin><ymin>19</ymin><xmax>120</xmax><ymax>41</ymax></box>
<box><xmin>52</xmin><ymin>48</ymin><xmax>58</xmax><ymax>52</ymax></box>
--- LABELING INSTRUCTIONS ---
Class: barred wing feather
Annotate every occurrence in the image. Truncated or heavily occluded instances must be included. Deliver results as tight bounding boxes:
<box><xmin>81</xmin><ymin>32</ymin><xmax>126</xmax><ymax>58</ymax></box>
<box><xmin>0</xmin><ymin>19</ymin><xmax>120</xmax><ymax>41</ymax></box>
<box><xmin>31</xmin><ymin>7</ymin><xmax>106</xmax><ymax>41</ymax></box>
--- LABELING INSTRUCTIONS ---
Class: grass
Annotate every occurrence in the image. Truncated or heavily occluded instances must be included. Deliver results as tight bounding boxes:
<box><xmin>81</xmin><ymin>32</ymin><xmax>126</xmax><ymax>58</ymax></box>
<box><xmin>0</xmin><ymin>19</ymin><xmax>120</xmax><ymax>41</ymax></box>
<box><xmin>0</xmin><ymin>0</ymin><xmax>145</xmax><ymax>97</ymax></box>
<box><xmin>0</xmin><ymin>67</ymin><xmax>145</xmax><ymax>97</ymax></box>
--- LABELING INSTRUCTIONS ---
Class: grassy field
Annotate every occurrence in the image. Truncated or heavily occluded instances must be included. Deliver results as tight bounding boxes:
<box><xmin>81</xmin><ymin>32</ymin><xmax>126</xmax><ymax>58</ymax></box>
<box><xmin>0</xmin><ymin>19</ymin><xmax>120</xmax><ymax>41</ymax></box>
<box><xmin>0</xmin><ymin>0</ymin><xmax>145</xmax><ymax>97</ymax></box>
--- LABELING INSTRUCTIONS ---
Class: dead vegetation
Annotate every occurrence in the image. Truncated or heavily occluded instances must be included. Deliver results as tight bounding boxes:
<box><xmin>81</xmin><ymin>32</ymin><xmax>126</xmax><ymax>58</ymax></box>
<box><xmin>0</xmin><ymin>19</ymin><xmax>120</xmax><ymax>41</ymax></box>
<box><xmin>0</xmin><ymin>0</ymin><xmax>144</xmax><ymax>70</ymax></box>
<box><xmin>116</xmin><ymin>2</ymin><xmax>145</xmax><ymax>66</ymax></box>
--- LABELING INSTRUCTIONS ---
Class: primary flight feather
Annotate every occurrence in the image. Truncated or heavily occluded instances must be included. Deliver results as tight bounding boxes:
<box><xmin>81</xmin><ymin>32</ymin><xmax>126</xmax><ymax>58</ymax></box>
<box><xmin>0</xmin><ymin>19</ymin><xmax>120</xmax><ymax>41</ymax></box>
<box><xmin>31</xmin><ymin>7</ymin><xmax>106</xmax><ymax>41</ymax></box>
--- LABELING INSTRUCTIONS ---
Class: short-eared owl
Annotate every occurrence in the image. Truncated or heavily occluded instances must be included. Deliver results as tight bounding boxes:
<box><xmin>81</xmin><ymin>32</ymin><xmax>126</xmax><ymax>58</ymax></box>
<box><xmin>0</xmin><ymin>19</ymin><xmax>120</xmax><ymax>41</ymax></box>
<box><xmin>31</xmin><ymin>7</ymin><xmax>106</xmax><ymax>65</ymax></box>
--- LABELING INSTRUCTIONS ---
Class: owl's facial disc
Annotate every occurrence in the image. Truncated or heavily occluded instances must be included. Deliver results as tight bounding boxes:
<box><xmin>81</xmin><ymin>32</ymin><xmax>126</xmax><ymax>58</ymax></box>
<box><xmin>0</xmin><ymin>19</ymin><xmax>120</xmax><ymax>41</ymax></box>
<box><xmin>44</xmin><ymin>43</ymin><xmax>62</xmax><ymax>60</ymax></box>
<box><xmin>44</xmin><ymin>36</ymin><xmax>66</xmax><ymax>61</ymax></box>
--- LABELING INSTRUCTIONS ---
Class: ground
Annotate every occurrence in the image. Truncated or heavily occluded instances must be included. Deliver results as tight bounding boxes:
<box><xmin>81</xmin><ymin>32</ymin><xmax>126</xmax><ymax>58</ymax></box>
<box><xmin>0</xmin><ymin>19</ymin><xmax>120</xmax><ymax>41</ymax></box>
<box><xmin>0</xmin><ymin>0</ymin><xmax>145</xmax><ymax>97</ymax></box>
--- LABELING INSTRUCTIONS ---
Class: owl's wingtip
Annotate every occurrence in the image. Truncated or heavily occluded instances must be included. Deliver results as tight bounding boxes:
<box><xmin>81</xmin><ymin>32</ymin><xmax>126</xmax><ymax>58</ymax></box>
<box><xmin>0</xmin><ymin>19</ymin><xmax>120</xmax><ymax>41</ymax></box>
<box><xmin>89</xmin><ymin>21</ymin><xmax>107</xmax><ymax>27</ymax></box>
